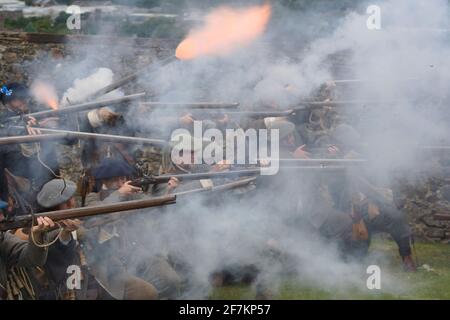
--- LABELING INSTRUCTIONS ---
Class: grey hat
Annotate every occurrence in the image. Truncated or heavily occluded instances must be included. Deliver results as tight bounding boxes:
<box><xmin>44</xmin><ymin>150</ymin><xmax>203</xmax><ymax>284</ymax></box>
<box><xmin>37</xmin><ymin>179</ymin><xmax>77</xmax><ymax>209</ymax></box>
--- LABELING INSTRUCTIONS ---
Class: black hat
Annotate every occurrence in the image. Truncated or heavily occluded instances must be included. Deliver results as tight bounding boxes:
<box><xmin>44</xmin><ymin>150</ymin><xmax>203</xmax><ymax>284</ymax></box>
<box><xmin>93</xmin><ymin>158</ymin><xmax>135</xmax><ymax>180</ymax></box>
<box><xmin>1</xmin><ymin>83</ymin><xmax>29</xmax><ymax>104</ymax></box>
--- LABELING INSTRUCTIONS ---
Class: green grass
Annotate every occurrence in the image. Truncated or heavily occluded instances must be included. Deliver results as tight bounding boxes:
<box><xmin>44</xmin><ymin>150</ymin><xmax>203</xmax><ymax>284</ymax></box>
<box><xmin>209</xmin><ymin>239</ymin><xmax>450</xmax><ymax>300</ymax></box>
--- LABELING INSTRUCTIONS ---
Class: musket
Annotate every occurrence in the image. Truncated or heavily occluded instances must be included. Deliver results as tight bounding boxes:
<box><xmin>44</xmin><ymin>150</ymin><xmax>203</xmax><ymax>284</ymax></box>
<box><xmin>88</xmin><ymin>56</ymin><xmax>177</xmax><ymax>100</ymax></box>
<box><xmin>8</xmin><ymin>126</ymin><xmax>167</xmax><ymax>147</ymax></box>
<box><xmin>131</xmin><ymin>163</ymin><xmax>360</xmax><ymax>188</ymax></box>
<box><xmin>139</xmin><ymin>102</ymin><xmax>240</xmax><ymax>110</ymax></box>
<box><xmin>332</xmin><ymin>78</ymin><xmax>419</xmax><ymax>84</ymax></box>
<box><xmin>434</xmin><ymin>213</ymin><xmax>450</xmax><ymax>221</ymax></box>
<box><xmin>130</xmin><ymin>168</ymin><xmax>261</xmax><ymax>187</ymax></box>
<box><xmin>201</xmin><ymin>101</ymin><xmax>386</xmax><ymax>118</ymax></box>
<box><xmin>8</xmin><ymin>93</ymin><xmax>146</xmax><ymax>121</ymax></box>
<box><xmin>0</xmin><ymin>195</ymin><xmax>176</xmax><ymax>231</ymax></box>
<box><xmin>84</xmin><ymin>177</ymin><xmax>256</xmax><ymax>229</ymax></box>
<box><xmin>0</xmin><ymin>133</ymin><xmax>70</xmax><ymax>146</ymax></box>
<box><xmin>277</xmin><ymin>158</ymin><xmax>368</xmax><ymax>166</ymax></box>
<box><xmin>174</xmin><ymin>176</ymin><xmax>257</xmax><ymax>196</ymax></box>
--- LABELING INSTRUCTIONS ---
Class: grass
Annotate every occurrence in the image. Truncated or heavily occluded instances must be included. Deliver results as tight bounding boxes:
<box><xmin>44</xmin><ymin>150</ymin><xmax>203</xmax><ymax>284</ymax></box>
<box><xmin>209</xmin><ymin>239</ymin><xmax>450</xmax><ymax>300</ymax></box>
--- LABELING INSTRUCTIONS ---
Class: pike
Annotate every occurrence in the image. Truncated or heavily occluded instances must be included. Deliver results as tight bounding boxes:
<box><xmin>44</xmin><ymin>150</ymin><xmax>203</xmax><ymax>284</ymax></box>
<box><xmin>0</xmin><ymin>195</ymin><xmax>176</xmax><ymax>232</ymax></box>
<box><xmin>7</xmin><ymin>93</ymin><xmax>146</xmax><ymax>121</ymax></box>
<box><xmin>7</xmin><ymin>126</ymin><xmax>167</xmax><ymax>147</ymax></box>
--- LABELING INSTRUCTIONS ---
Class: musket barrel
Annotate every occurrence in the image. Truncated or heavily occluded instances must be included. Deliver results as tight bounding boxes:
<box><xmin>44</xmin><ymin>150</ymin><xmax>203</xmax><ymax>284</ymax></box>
<box><xmin>174</xmin><ymin>177</ymin><xmax>257</xmax><ymax>196</ymax></box>
<box><xmin>202</xmin><ymin>110</ymin><xmax>294</xmax><ymax>117</ymax></box>
<box><xmin>8</xmin><ymin>92</ymin><xmax>146</xmax><ymax>121</ymax></box>
<box><xmin>0</xmin><ymin>133</ymin><xmax>69</xmax><ymax>145</ymax></box>
<box><xmin>11</xmin><ymin>126</ymin><xmax>168</xmax><ymax>147</ymax></box>
<box><xmin>139</xmin><ymin>102</ymin><xmax>240</xmax><ymax>109</ymax></box>
<box><xmin>433</xmin><ymin>213</ymin><xmax>450</xmax><ymax>221</ymax></box>
<box><xmin>0</xmin><ymin>195</ymin><xmax>176</xmax><ymax>231</ymax></box>
<box><xmin>277</xmin><ymin>158</ymin><xmax>368</xmax><ymax>165</ymax></box>
<box><xmin>152</xmin><ymin>168</ymin><xmax>262</xmax><ymax>183</ymax></box>
<box><xmin>333</xmin><ymin>78</ymin><xmax>419</xmax><ymax>84</ymax></box>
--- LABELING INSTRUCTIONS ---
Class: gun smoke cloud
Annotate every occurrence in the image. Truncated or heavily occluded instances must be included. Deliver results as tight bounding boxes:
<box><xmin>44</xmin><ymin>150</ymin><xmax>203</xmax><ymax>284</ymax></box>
<box><xmin>17</xmin><ymin>0</ymin><xmax>450</xmax><ymax>299</ymax></box>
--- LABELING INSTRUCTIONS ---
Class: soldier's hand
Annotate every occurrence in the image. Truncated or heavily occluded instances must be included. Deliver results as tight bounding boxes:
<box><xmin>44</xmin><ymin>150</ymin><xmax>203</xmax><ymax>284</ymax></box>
<box><xmin>180</xmin><ymin>113</ymin><xmax>194</xmax><ymax>126</ymax></box>
<box><xmin>60</xmin><ymin>219</ymin><xmax>81</xmax><ymax>232</ymax></box>
<box><xmin>167</xmin><ymin>177</ymin><xmax>179</xmax><ymax>193</ymax></box>
<box><xmin>118</xmin><ymin>181</ymin><xmax>142</xmax><ymax>195</ymax></box>
<box><xmin>31</xmin><ymin>216</ymin><xmax>56</xmax><ymax>234</ymax></box>
<box><xmin>26</xmin><ymin>116</ymin><xmax>38</xmax><ymax>126</ymax></box>
<box><xmin>59</xmin><ymin>219</ymin><xmax>81</xmax><ymax>242</ymax></box>
<box><xmin>292</xmin><ymin>145</ymin><xmax>311</xmax><ymax>159</ymax></box>
<box><xmin>98</xmin><ymin>107</ymin><xmax>121</xmax><ymax>126</ymax></box>
<box><xmin>211</xmin><ymin>160</ymin><xmax>231</xmax><ymax>172</ymax></box>
<box><xmin>259</xmin><ymin>159</ymin><xmax>270</xmax><ymax>167</ymax></box>
<box><xmin>38</xmin><ymin>117</ymin><xmax>60</xmax><ymax>129</ymax></box>
<box><xmin>327</xmin><ymin>145</ymin><xmax>340</xmax><ymax>155</ymax></box>
<box><xmin>26</xmin><ymin>117</ymin><xmax>42</xmax><ymax>135</ymax></box>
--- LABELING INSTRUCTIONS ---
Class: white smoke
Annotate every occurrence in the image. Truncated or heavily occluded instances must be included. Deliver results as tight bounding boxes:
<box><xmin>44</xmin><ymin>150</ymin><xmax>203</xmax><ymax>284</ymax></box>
<box><xmin>128</xmin><ymin>0</ymin><xmax>450</xmax><ymax>298</ymax></box>
<box><xmin>60</xmin><ymin>67</ymin><xmax>124</xmax><ymax>106</ymax></box>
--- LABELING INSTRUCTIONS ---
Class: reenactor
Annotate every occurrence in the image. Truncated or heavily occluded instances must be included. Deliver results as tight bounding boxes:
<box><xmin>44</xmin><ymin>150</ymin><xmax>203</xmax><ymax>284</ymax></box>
<box><xmin>7</xmin><ymin>179</ymin><xmax>81</xmax><ymax>299</ymax></box>
<box><xmin>0</xmin><ymin>83</ymin><xmax>66</xmax><ymax>214</ymax></box>
<box><xmin>0</xmin><ymin>208</ymin><xmax>57</xmax><ymax>300</ymax></box>
<box><xmin>81</xmin><ymin>157</ymin><xmax>181</xmax><ymax>299</ymax></box>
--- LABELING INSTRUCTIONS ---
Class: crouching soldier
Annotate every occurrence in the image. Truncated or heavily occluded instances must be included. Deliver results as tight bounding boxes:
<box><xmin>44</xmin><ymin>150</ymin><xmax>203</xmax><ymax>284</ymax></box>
<box><xmin>6</xmin><ymin>179</ymin><xmax>82</xmax><ymax>299</ymax></box>
<box><xmin>81</xmin><ymin>157</ymin><xmax>178</xmax><ymax>300</ymax></box>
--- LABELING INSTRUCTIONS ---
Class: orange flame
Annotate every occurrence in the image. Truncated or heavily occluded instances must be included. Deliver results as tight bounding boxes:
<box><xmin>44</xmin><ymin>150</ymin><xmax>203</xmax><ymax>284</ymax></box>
<box><xmin>31</xmin><ymin>81</ymin><xmax>59</xmax><ymax>110</ymax></box>
<box><xmin>176</xmin><ymin>3</ymin><xmax>271</xmax><ymax>60</ymax></box>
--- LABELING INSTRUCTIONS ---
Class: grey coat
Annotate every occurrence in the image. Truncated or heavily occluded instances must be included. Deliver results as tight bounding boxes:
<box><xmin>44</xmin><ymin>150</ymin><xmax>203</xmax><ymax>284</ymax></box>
<box><xmin>0</xmin><ymin>231</ymin><xmax>48</xmax><ymax>291</ymax></box>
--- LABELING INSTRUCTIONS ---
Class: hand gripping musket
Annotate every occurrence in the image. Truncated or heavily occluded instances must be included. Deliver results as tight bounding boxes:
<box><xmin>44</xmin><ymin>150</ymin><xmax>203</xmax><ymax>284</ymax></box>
<box><xmin>7</xmin><ymin>93</ymin><xmax>146</xmax><ymax>122</ymax></box>
<box><xmin>0</xmin><ymin>195</ymin><xmax>176</xmax><ymax>232</ymax></box>
<box><xmin>5</xmin><ymin>126</ymin><xmax>168</xmax><ymax>147</ymax></box>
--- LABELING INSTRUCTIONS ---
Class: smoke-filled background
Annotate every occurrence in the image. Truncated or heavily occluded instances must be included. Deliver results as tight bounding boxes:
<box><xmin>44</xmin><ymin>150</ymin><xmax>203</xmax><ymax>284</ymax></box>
<box><xmin>4</xmin><ymin>0</ymin><xmax>450</xmax><ymax>298</ymax></box>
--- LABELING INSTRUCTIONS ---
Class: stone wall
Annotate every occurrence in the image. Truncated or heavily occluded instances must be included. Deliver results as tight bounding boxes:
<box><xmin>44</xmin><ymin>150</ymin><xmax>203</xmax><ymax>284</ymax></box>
<box><xmin>0</xmin><ymin>31</ymin><xmax>178</xmax><ymax>85</ymax></box>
